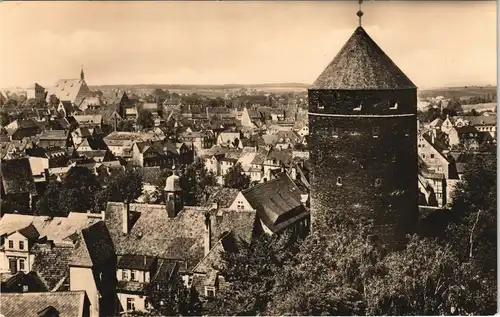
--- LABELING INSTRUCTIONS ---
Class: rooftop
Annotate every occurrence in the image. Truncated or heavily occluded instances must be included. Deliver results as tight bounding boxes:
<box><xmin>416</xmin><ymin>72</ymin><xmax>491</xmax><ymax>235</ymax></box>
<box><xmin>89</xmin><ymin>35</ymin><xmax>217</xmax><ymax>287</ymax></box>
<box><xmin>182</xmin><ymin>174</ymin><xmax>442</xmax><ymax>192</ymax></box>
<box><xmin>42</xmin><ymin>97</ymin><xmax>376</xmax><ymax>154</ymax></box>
<box><xmin>311</xmin><ymin>26</ymin><xmax>416</xmax><ymax>90</ymax></box>
<box><xmin>1</xmin><ymin>291</ymin><xmax>87</xmax><ymax>317</ymax></box>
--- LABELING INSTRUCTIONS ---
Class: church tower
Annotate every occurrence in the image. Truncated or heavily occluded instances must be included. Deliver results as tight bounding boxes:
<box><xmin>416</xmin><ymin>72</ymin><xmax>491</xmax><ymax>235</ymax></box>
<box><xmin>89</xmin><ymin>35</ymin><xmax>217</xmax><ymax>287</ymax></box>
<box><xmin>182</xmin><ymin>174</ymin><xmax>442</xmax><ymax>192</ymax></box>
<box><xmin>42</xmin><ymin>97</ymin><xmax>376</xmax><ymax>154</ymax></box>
<box><xmin>80</xmin><ymin>65</ymin><xmax>85</xmax><ymax>81</ymax></box>
<box><xmin>164</xmin><ymin>169</ymin><xmax>183</xmax><ymax>218</ymax></box>
<box><xmin>308</xmin><ymin>3</ymin><xmax>419</xmax><ymax>247</ymax></box>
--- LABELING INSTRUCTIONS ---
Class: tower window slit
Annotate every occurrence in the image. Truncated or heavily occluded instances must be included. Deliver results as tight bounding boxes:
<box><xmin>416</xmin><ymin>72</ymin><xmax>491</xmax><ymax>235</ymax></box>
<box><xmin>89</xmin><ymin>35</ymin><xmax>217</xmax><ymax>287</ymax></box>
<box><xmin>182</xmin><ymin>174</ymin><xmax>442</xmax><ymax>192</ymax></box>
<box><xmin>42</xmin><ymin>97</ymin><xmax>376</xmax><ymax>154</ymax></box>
<box><xmin>336</xmin><ymin>177</ymin><xmax>342</xmax><ymax>186</ymax></box>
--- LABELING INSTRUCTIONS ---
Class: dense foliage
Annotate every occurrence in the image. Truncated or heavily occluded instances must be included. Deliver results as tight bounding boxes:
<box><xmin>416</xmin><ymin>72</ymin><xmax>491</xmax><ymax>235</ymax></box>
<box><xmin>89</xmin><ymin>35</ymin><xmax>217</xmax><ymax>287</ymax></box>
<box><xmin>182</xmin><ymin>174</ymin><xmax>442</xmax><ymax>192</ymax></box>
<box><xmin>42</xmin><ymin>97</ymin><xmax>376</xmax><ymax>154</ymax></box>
<box><xmin>223</xmin><ymin>163</ymin><xmax>251</xmax><ymax>190</ymax></box>
<box><xmin>95</xmin><ymin>169</ymin><xmax>143</xmax><ymax>210</ymax></box>
<box><xmin>136</xmin><ymin>109</ymin><xmax>155</xmax><ymax>130</ymax></box>
<box><xmin>205</xmin><ymin>153</ymin><xmax>496</xmax><ymax>316</ymax></box>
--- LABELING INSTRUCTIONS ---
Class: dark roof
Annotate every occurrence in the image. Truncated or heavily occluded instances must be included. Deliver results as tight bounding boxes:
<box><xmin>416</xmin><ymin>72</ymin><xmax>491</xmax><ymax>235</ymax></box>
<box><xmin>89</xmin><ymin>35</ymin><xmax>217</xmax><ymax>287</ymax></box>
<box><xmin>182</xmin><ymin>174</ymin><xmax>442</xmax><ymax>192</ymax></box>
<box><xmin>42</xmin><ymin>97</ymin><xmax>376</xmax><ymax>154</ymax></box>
<box><xmin>242</xmin><ymin>172</ymin><xmax>308</xmax><ymax>233</ymax></box>
<box><xmin>203</xmin><ymin>186</ymin><xmax>240</xmax><ymax>209</ymax></box>
<box><xmin>1</xmin><ymin>291</ymin><xmax>87</xmax><ymax>317</ymax></box>
<box><xmin>311</xmin><ymin>27</ymin><xmax>416</xmax><ymax>90</ymax></box>
<box><xmin>211</xmin><ymin>210</ymin><xmax>259</xmax><ymax>247</ymax></box>
<box><xmin>105</xmin><ymin>203</ymin><xmax>207</xmax><ymax>270</ymax></box>
<box><xmin>1</xmin><ymin>158</ymin><xmax>37</xmax><ymax>195</ymax></box>
<box><xmin>69</xmin><ymin>221</ymin><xmax>115</xmax><ymax>268</ymax></box>
<box><xmin>18</xmin><ymin>224</ymin><xmax>40</xmax><ymax>240</ymax></box>
<box><xmin>117</xmin><ymin>254</ymin><xmax>156</xmax><ymax>271</ymax></box>
<box><xmin>32</xmin><ymin>244</ymin><xmax>73</xmax><ymax>291</ymax></box>
<box><xmin>0</xmin><ymin>271</ymin><xmax>48</xmax><ymax>293</ymax></box>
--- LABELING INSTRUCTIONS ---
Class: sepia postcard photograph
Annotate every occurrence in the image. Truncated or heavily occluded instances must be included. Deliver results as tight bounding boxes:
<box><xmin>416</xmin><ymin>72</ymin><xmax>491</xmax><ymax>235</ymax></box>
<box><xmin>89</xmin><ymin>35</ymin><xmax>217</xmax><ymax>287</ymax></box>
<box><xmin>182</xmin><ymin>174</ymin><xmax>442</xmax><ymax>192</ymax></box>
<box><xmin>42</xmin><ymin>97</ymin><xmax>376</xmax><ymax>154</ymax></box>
<box><xmin>0</xmin><ymin>1</ymin><xmax>497</xmax><ymax>316</ymax></box>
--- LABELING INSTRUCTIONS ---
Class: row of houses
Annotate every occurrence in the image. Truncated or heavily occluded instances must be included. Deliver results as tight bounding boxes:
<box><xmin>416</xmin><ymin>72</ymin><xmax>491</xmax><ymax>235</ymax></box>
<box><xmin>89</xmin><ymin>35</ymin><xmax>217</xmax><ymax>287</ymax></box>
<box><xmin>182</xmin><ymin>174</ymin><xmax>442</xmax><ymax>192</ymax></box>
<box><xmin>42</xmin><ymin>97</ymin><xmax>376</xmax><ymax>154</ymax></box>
<box><xmin>0</xmin><ymin>170</ymin><xmax>310</xmax><ymax>316</ymax></box>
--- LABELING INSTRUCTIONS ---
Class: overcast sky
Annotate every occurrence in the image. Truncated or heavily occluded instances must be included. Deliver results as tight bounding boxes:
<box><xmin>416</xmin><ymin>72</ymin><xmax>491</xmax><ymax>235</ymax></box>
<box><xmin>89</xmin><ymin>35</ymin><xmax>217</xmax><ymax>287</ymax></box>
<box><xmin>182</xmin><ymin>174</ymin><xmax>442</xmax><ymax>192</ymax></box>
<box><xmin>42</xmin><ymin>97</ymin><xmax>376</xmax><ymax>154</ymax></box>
<box><xmin>0</xmin><ymin>1</ymin><xmax>496</xmax><ymax>89</ymax></box>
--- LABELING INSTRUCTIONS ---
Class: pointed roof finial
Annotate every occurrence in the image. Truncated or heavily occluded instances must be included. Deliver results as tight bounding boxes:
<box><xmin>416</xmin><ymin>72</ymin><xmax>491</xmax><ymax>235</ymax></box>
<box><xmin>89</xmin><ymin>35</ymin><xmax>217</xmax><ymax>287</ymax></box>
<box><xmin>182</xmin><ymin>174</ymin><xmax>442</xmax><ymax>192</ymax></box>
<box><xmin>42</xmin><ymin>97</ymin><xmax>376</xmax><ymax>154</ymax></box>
<box><xmin>357</xmin><ymin>0</ymin><xmax>364</xmax><ymax>27</ymax></box>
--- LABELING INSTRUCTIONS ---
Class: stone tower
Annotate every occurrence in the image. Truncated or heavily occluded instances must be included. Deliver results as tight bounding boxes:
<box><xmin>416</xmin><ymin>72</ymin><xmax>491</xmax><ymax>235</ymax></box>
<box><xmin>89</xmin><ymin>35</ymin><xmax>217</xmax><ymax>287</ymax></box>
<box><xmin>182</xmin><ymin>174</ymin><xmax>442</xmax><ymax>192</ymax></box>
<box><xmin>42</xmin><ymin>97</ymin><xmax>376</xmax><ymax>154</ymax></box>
<box><xmin>164</xmin><ymin>170</ymin><xmax>183</xmax><ymax>218</ymax></box>
<box><xmin>308</xmin><ymin>25</ymin><xmax>419</xmax><ymax>247</ymax></box>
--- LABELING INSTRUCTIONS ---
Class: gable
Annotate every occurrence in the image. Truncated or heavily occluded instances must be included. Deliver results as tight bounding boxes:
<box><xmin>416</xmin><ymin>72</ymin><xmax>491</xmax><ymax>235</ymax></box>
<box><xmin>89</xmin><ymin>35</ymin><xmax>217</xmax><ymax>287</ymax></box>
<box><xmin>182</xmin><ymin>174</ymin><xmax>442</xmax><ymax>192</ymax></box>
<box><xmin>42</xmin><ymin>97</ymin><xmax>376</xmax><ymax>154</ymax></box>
<box><xmin>228</xmin><ymin>192</ymin><xmax>253</xmax><ymax>211</ymax></box>
<box><xmin>8</xmin><ymin>231</ymin><xmax>29</xmax><ymax>241</ymax></box>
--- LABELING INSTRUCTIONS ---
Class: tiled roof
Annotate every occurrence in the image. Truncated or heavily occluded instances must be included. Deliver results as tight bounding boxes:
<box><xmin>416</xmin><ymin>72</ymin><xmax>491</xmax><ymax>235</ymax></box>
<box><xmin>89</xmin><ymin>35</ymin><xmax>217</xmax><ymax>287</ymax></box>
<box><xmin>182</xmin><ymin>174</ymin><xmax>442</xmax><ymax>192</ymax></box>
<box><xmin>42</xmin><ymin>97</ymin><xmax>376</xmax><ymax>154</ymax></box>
<box><xmin>203</xmin><ymin>186</ymin><xmax>241</xmax><ymax>208</ymax></box>
<box><xmin>1</xmin><ymin>158</ymin><xmax>37</xmax><ymax>195</ymax></box>
<box><xmin>460</xmin><ymin>115</ymin><xmax>496</xmax><ymax>126</ymax></box>
<box><xmin>69</xmin><ymin>221</ymin><xmax>115</xmax><ymax>268</ymax></box>
<box><xmin>250</xmin><ymin>147</ymin><xmax>270</xmax><ymax>165</ymax></box>
<box><xmin>1</xmin><ymin>291</ymin><xmax>87</xmax><ymax>317</ymax></box>
<box><xmin>18</xmin><ymin>224</ymin><xmax>40</xmax><ymax>240</ymax></box>
<box><xmin>73</xmin><ymin>115</ymin><xmax>102</xmax><ymax>125</ymax></box>
<box><xmin>312</xmin><ymin>27</ymin><xmax>416</xmax><ymax>90</ymax></box>
<box><xmin>39</xmin><ymin>130</ymin><xmax>69</xmax><ymax>140</ymax></box>
<box><xmin>32</xmin><ymin>244</ymin><xmax>73</xmax><ymax>291</ymax></box>
<box><xmin>0</xmin><ymin>212</ymin><xmax>102</xmax><ymax>243</ymax></box>
<box><xmin>117</xmin><ymin>254</ymin><xmax>156</xmax><ymax>271</ymax></box>
<box><xmin>105</xmin><ymin>202</ymin><xmax>208</xmax><ymax>270</ymax></box>
<box><xmin>242</xmin><ymin>172</ymin><xmax>307</xmax><ymax>233</ymax></box>
<box><xmin>212</xmin><ymin>210</ymin><xmax>258</xmax><ymax>246</ymax></box>
<box><xmin>46</xmin><ymin>78</ymin><xmax>87</xmax><ymax>103</ymax></box>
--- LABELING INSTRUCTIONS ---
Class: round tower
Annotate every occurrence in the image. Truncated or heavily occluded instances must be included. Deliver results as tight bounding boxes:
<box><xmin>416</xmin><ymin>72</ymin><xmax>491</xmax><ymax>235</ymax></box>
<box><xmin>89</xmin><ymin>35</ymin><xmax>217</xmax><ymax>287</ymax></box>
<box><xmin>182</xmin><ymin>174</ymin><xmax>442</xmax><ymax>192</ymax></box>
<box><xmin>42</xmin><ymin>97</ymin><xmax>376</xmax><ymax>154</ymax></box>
<box><xmin>164</xmin><ymin>168</ymin><xmax>183</xmax><ymax>218</ymax></box>
<box><xmin>308</xmin><ymin>24</ymin><xmax>419</xmax><ymax>247</ymax></box>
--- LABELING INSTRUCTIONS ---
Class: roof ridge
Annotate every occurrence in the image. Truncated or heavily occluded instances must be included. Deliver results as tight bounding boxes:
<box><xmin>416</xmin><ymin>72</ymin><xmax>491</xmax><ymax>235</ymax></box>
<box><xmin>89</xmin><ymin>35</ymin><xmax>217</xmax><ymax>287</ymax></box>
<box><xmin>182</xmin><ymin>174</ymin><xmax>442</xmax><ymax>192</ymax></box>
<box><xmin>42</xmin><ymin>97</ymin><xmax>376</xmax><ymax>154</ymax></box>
<box><xmin>2</xmin><ymin>291</ymin><xmax>85</xmax><ymax>296</ymax></box>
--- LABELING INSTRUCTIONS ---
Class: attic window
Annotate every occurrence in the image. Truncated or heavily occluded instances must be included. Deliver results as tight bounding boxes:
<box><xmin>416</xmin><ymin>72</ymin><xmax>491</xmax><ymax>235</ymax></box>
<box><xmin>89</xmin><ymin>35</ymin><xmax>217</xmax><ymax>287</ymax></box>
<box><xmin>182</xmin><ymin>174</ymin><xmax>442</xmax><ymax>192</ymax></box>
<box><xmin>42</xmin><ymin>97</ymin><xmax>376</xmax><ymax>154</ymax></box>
<box><xmin>332</xmin><ymin>127</ymin><xmax>340</xmax><ymax>138</ymax></box>
<box><xmin>317</xmin><ymin>101</ymin><xmax>324</xmax><ymax>110</ymax></box>
<box><xmin>353</xmin><ymin>102</ymin><xmax>362</xmax><ymax>111</ymax></box>
<box><xmin>336</xmin><ymin>177</ymin><xmax>342</xmax><ymax>186</ymax></box>
<box><xmin>389</xmin><ymin>102</ymin><xmax>398</xmax><ymax>110</ymax></box>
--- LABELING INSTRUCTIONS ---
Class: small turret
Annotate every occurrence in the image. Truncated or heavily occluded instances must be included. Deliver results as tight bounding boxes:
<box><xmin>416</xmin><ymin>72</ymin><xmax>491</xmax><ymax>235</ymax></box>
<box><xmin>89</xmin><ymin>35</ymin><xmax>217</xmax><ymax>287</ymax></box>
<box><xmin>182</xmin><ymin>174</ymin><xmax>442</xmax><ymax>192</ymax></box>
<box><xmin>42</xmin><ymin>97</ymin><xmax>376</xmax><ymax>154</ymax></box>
<box><xmin>164</xmin><ymin>167</ymin><xmax>183</xmax><ymax>218</ymax></box>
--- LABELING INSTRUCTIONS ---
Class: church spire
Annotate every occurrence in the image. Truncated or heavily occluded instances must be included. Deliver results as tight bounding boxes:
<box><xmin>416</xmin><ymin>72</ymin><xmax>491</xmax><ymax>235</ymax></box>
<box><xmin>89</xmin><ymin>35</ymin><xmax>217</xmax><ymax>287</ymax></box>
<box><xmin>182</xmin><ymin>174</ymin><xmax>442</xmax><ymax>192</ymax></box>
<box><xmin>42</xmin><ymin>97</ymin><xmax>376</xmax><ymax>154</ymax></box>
<box><xmin>80</xmin><ymin>65</ymin><xmax>85</xmax><ymax>81</ymax></box>
<box><xmin>357</xmin><ymin>0</ymin><xmax>364</xmax><ymax>27</ymax></box>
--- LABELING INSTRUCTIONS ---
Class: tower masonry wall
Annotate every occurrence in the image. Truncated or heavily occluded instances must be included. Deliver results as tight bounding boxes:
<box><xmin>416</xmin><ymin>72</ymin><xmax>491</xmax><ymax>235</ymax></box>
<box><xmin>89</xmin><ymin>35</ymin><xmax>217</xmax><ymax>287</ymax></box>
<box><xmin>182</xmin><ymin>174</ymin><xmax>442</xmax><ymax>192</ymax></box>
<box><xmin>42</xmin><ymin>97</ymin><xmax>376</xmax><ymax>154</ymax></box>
<box><xmin>308</xmin><ymin>89</ymin><xmax>419</xmax><ymax>247</ymax></box>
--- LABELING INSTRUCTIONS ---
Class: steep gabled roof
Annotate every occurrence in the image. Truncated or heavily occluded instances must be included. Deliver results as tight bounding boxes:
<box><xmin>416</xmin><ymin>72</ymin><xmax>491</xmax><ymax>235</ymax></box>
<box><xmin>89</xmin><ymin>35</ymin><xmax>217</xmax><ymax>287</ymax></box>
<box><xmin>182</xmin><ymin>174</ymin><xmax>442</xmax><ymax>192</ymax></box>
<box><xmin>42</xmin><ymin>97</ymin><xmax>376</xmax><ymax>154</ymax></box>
<box><xmin>312</xmin><ymin>27</ymin><xmax>416</xmax><ymax>90</ymax></box>
<box><xmin>69</xmin><ymin>221</ymin><xmax>115</xmax><ymax>268</ymax></box>
<box><xmin>1</xmin><ymin>157</ymin><xmax>37</xmax><ymax>195</ymax></box>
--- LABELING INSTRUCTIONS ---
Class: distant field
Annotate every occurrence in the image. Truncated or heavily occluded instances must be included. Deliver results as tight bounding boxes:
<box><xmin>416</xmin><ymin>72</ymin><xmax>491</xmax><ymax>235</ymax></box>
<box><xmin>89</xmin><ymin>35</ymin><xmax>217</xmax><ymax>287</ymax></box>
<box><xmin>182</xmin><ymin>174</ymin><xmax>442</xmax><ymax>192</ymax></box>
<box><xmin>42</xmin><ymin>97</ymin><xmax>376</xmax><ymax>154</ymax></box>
<box><xmin>418</xmin><ymin>86</ymin><xmax>497</xmax><ymax>99</ymax></box>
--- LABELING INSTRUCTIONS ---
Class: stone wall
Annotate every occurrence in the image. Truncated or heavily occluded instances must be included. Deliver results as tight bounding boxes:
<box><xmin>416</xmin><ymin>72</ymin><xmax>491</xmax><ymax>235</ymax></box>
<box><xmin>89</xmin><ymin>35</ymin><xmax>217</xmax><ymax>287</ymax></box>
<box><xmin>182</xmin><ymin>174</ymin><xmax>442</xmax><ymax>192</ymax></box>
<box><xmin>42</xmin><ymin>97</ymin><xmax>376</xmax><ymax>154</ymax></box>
<box><xmin>308</xmin><ymin>89</ymin><xmax>419</xmax><ymax>248</ymax></box>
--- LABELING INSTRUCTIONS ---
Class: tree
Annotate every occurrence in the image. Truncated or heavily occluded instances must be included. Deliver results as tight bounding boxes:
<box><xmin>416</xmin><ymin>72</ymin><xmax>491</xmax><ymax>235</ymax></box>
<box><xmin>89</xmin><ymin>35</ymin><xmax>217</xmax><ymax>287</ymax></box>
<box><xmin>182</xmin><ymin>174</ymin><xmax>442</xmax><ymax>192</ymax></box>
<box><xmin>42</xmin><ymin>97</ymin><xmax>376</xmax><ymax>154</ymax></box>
<box><xmin>95</xmin><ymin>170</ymin><xmax>143</xmax><ymax>210</ymax></box>
<box><xmin>365</xmin><ymin>235</ymin><xmax>496</xmax><ymax>315</ymax></box>
<box><xmin>136</xmin><ymin>109</ymin><xmax>154</xmax><ymax>130</ymax></box>
<box><xmin>48</xmin><ymin>94</ymin><xmax>59</xmax><ymax>108</ymax></box>
<box><xmin>223</xmin><ymin>163</ymin><xmax>250</xmax><ymax>190</ymax></box>
<box><xmin>147</xmin><ymin>273</ymin><xmax>202</xmax><ymax>316</ymax></box>
<box><xmin>447</xmin><ymin>154</ymin><xmax>496</xmax><ymax>273</ymax></box>
<box><xmin>207</xmin><ymin>233</ymin><xmax>298</xmax><ymax>316</ymax></box>
<box><xmin>179</xmin><ymin>159</ymin><xmax>216</xmax><ymax>206</ymax></box>
<box><xmin>36</xmin><ymin>181</ymin><xmax>65</xmax><ymax>217</ymax></box>
<box><xmin>59</xmin><ymin>167</ymin><xmax>101</xmax><ymax>214</ymax></box>
<box><xmin>117</xmin><ymin>119</ymin><xmax>135</xmax><ymax>132</ymax></box>
<box><xmin>0</xmin><ymin>111</ymin><xmax>10</xmax><ymax>126</ymax></box>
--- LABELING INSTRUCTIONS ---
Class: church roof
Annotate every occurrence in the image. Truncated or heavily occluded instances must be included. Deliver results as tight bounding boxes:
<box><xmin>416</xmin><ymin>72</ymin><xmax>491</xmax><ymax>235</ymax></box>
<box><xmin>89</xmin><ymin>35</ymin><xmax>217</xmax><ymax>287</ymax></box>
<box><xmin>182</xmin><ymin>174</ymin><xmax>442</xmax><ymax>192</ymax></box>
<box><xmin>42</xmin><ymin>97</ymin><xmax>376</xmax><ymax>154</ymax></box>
<box><xmin>311</xmin><ymin>26</ymin><xmax>416</xmax><ymax>90</ymax></box>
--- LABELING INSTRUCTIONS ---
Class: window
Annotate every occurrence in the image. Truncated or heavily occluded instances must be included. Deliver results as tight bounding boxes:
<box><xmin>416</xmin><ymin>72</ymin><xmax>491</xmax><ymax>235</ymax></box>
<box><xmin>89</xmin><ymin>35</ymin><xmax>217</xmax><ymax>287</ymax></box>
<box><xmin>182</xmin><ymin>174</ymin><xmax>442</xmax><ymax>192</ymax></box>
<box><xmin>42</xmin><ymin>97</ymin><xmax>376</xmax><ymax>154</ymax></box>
<box><xmin>430</xmin><ymin>154</ymin><xmax>435</xmax><ymax>159</ymax></box>
<box><xmin>130</xmin><ymin>270</ymin><xmax>136</xmax><ymax>281</ymax></box>
<box><xmin>205</xmin><ymin>286</ymin><xmax>215</xmax><ymax>298</ymax></box>
<box><xmin>375</xmin><ymin>179</ymin><xmax>382</xmax><ymax>187</ymax></box>
<box><xmin>22</xmin><ymin>285</ymin><xmax>28</xmax><ymax>292</ymax></box>
<box><xmin>19</xmin><ymin>259</ymin><xmax>25</xmax><ymax>271</ymax></box>
<box><xmin>422</xmin><ymin>154</ymin><xmax>426</xmax><ymax>159</ymax></box>
<box><xmin>8</xmin><ymin>240</ymin><xmax>13</xmax><ymax>249</ymax></box>
<box><xmin>126</xmin><ymin>298</ymin><xmax>136</xmax><ymax>311</ymax></box>
<box><xmin>237</xmin><ymin>201</ymin><xmax>244</xmax><ymax>210</ymax></box>
<box><xmin>19</xmin><ymin>241</ymin><xmax>24</xmax><ymax>250</ymax></box>
<box><xmin>122</xmin><ymin>270</ymin><xmax>128</xmax><ymax>280</ymax></box>
<box><xmin>336</xmin><ymin>177</ymin><xmax>342</xmax><ymax>186</ymax></box>
<box><xmin>372</xmin><ymin>127</ymin><xmax>380</xmax><ymax>137</ymax></box>
<box><xmin>333</xmin><ymin>127</ymin><xmax>340</xmax><ymax>138</ymax></box>
<box><xmin>317</xmin><ymin>101</ymin><xmax>324</xmax><ymax>110</ymax></box>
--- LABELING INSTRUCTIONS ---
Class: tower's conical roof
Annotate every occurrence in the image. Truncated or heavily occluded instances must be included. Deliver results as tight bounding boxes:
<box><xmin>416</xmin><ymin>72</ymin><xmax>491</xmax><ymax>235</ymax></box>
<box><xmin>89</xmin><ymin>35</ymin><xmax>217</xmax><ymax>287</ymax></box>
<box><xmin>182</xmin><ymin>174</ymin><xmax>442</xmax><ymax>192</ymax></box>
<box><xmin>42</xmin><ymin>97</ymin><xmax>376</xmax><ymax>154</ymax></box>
<box><xmin>312</xmin><ymin>27</ymin><xmax>416</xmax><ymax>90</ymax></box>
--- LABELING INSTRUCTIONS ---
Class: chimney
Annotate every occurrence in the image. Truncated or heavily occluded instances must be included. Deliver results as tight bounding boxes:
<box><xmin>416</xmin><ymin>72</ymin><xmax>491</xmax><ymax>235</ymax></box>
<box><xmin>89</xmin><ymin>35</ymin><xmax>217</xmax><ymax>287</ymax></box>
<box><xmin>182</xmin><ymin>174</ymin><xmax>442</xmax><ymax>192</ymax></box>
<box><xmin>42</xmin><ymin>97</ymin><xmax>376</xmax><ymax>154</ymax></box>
<box><xmin>290</xmin><ymin>167</ymin><xmax>297</xmax><ymax>180</ymax></box>
<box><xmin>204</xmin><ymin>212</ymin><xmax>212</xmax><ymax>256</ymax></box>
<box><xmin>44</xmin><ymin>168</ymin><xmax>50</xmax><ymax>182</ymax></box>
<box><xmin>431</xmin><ymin>131</ymin><xmax>435</xmax><ymax>144</ymax></box>
<box><xmin>211</xmin><ymin>201</ymin><xmax>219</xmax><ymax>210</ymax></box>
<box><xmin>122</xmin><ymin>202</ymin><xmax>130</xmax><ymax>234</ymax></box>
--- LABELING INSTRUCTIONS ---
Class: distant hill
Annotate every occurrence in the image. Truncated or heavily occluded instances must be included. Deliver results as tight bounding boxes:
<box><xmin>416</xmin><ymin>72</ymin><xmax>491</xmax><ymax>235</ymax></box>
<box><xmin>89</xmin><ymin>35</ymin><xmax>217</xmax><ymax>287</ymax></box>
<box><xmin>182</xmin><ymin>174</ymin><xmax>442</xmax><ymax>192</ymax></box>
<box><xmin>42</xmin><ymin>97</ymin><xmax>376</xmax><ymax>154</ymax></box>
<box><xmin>418</xmin><ymin>86</ymin><xmax>497</xmax><ymax>99</ymax></box>
<box><xmin>90</xmin><ymin>83</ymin><xmax>309</xmax><ymax>90</ymax></box>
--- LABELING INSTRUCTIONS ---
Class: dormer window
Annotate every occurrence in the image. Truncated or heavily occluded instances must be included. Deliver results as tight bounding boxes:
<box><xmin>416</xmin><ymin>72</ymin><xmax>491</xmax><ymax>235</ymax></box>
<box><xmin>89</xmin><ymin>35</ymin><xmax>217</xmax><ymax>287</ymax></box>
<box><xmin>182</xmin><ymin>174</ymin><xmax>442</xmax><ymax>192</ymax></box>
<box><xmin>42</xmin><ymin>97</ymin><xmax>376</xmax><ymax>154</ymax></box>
<box><xmin>336</xmin><ymin>177</ymin><xmax>342</xmax><ymax>186</ymax></box>
<box><xmin>389</xmin><ymin>102</ymin><xmax>398</xmax><ymax>110</ymax></box>
<box><xmin>372</xmin><ymin>126</ymin><xmax>380</xmax><ymax>138</ymax></box>
<box><xmin>353</xmin><ymin>102</ymin><xmax>362</xmax><ymax>111</ymax></box>
<box><xmin>375</xmin><ymin>178</ymin><xmax>382</xmax><ymax>187</ymax></box>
